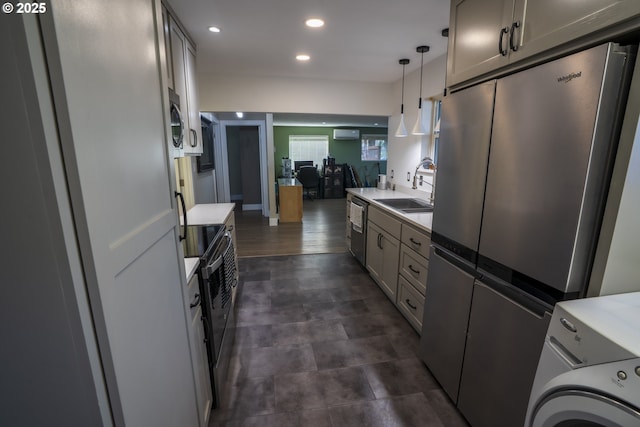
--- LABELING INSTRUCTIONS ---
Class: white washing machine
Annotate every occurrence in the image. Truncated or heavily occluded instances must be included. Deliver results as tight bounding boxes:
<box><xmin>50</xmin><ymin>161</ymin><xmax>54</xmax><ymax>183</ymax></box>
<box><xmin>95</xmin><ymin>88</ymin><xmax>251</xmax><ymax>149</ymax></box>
<box><xmin>525</xmin><ymin>292</ymin><xmax>640</xmax><ymax>426</ymax></box>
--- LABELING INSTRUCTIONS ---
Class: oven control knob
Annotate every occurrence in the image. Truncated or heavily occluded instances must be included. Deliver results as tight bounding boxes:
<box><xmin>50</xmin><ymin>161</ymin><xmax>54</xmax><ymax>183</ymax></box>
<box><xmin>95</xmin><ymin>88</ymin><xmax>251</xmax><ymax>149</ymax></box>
<box><xmin>617</xmin><ymin>371</ymin><xmax>627</xmax><ymax>381</ymax></box>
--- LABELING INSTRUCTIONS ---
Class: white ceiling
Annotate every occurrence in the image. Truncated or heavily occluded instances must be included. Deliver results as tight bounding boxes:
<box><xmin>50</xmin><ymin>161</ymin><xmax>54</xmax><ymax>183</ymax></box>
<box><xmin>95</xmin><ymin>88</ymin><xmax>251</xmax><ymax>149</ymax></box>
<box><xmin>165</xmin><ymin>0</ymin><xmax>450</xmax><ymax>126</ymax></box>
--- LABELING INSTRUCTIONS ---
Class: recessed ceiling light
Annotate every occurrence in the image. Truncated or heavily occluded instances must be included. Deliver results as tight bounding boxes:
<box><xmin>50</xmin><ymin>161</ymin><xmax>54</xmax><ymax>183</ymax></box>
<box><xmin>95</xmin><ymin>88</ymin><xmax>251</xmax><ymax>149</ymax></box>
<box><xmin>296</xmin><ymin>54</ymin><xmax>310</xmax><ymax>61</ymax></box>
<box><xmin>305</xmin><ymin>18</ymin><xmax>325</xmax><ymax>28</ymax></box>
<box><xmin>208</xmin><ymin>26</ymin><xmax>221</xmax><ymax>33</ymax></box>
<box><xmin>236</xmin><ymin>112</ymin><xmax>243</xmax><ymax>118</ymax></box>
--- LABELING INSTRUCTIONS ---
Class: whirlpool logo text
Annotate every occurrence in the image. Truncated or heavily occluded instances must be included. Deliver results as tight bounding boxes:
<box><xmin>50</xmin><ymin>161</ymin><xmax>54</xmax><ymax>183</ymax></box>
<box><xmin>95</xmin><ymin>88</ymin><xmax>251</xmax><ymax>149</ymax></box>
<box><xmin>557</xmin><ymin>71</ymin><xmax>582</xmax><ymax>83</ymax></box>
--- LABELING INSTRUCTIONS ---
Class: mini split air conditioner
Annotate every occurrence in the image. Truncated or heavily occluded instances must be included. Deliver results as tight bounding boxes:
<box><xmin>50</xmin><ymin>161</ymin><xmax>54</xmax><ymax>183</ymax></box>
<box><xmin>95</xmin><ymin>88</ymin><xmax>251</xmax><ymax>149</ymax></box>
<box><xmin>333</xmin><ymin>129</ymin><xmax>360</xmax><ymax>140</ymax></box>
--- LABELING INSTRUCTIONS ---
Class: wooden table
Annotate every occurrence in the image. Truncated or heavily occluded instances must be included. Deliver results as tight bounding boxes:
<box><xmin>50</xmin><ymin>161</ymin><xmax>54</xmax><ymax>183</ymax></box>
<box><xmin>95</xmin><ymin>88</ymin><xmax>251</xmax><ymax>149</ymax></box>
<box><xmin>278</xmin><ymin>178</ymin><xmax>303</xmax><ymax>222</ymax></box>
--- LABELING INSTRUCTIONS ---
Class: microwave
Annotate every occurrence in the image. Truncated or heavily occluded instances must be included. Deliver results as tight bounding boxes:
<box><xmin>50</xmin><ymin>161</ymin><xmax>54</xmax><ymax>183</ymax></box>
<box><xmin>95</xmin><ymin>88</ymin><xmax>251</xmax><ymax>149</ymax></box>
<box><xmin>168</xmin><ymin>88</ymin><xmax>184</xmax><ymax>149</ymax></box>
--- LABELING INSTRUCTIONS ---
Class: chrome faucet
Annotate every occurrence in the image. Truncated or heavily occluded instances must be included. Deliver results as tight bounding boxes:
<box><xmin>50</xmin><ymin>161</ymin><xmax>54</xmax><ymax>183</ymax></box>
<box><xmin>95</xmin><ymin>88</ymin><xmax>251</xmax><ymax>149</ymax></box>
<box><xmin>412</xmin><ymin>157</ymin><xmax>436</xmax><ymax>203</ymax></box>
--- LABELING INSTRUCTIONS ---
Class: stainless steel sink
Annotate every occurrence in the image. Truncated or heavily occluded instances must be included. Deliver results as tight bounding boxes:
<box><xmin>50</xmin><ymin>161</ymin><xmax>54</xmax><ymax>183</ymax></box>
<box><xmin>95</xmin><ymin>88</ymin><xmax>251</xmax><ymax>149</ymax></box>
<box><xmin>374</xmin><ymin>198</ymin><xmax>434</xmax><ymax>213</ymax></box>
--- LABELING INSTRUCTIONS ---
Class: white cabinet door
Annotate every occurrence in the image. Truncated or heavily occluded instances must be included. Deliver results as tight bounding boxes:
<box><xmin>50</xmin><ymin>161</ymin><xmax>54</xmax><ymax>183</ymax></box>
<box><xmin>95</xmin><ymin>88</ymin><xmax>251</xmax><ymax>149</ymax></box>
<box><xmin>184</xmin><ymin>42</ymin><xmax>203</xmax><ymax>155</ymax></box>
<box><xmin>366</xmin><ymin>221</ymin><xmax>400</xmax><ymax>301</ymax></box>
<box><xmin>186</xmin><ymin>275</ymin><xmax>212</xmax><ymax>426</ymax></box>
<box><xmin>46</xmin><ymin>0</ymin><xmax>199</xmax><ymax>425</ymax></box>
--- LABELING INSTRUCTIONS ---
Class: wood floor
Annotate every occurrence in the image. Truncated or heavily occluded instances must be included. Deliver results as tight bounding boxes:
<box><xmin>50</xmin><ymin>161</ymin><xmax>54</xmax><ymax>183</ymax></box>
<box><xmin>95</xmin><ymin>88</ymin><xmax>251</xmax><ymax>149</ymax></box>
<box><xmin>234</xmin><ymin>198</ymin><xmax>348</xmax><ymax>258</ymax></box>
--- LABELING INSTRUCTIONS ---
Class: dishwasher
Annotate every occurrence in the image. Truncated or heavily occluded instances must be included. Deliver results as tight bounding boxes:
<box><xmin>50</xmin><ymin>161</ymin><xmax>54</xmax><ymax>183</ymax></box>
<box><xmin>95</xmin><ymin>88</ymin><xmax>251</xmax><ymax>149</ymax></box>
<box><xmin>349</xmin><ymin>196</ymin><xmax>368</xmax><ymax>266</ymax></box>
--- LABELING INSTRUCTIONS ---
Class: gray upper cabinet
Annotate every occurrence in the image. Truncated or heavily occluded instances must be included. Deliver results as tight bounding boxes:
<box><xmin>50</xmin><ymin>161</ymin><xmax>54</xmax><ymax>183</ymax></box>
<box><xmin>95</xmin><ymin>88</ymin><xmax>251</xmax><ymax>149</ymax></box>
<box><xmin>447</xmin><ymin>0</ymin><xmax>640</xmax><ymax>88</ymax></box>
<box><xmin>447</xmin><ymin>0</ymin><xmax>513</xmax><ymax>88</ymax></box>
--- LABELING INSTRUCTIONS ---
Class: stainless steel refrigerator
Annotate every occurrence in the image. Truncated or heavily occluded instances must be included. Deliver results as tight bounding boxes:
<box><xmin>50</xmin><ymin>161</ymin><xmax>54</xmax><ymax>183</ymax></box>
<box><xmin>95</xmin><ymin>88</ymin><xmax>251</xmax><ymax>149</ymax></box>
<box><xmin>419</xmin><ymin>43</ymin><xmax>636</xmax><ymax>427</ymax></box>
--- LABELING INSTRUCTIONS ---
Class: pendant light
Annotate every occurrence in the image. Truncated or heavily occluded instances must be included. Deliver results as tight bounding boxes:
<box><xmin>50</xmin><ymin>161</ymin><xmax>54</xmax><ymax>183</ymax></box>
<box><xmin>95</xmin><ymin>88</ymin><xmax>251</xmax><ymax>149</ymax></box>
<box><xmin>411</xmin><ymin>45</ymin><xmax>430</xmax><ymax>135</ymax></box>
<box><xmin>395</xmin><ymin>58</ymin><xmax>410</xmax><ymax>137</ymax></box>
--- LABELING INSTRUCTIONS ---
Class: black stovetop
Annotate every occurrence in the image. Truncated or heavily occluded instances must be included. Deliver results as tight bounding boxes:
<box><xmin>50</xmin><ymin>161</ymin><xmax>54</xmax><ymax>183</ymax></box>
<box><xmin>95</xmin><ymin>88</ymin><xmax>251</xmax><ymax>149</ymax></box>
<box><xmin>182</xmin><ymin>224</ymin><xmax>225</xmax><ymax>259</ymax></box>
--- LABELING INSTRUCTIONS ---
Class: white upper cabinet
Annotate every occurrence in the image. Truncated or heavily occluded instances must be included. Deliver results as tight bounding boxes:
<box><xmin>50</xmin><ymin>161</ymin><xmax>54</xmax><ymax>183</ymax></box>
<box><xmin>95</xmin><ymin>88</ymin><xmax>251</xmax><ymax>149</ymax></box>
<box><xmin>167</xmin><ymin>14</ymin><xmax>202</xmax><ymax>156</ymax></box>
<box><xmin>447</xmin><ymin>0</ymin><xmax>640</xmax><ymax>88</ymax></box>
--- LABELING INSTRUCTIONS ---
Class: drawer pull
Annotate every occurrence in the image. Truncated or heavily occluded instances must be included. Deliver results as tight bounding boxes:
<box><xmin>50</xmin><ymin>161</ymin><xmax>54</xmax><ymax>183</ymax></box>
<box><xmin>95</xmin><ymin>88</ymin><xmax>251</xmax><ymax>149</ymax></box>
<box><xmin>409</xmin><ymin>237</ymin><xmax>422</xmax><ymax>246</ymax></box>
<box><xmin>409</xmin><ymin>265</ymin><xmax>420</xmax><ymax>274</ymax></box>
<box><xmin>406</xmin><ymin>299</ymin><xmax>417</xmax><ymax>310</ymax></box>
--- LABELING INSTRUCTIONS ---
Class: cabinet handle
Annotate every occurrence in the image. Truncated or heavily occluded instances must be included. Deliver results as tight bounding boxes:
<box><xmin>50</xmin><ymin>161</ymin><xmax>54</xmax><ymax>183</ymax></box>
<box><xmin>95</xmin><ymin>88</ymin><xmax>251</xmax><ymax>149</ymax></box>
<box><xmin>174</xmin><ymin>191</ymin><xmax>187</xmax><ymax>241</ymax></box>
<box><xmin>190</xmin><ymin>293</ymin><xmax>201</xmax><ymax>308</ymax></box>
<box><xmin>509</xmin><ymin>21</ymin><xmax>521</xmax><ymax>52</ymax></box>
<box><xmin>189</xmin><ymin>128</ymin><xmax>198</xmax><ymax>147</ymax></box>
<box><xmin>406</xmin><ymin>299</ymin><xmax>417</xmax><ymax>310</ymax></box>
<box><xmin>498</xmin><ymin>27</ymin><xmax>509</xmax><ymax>56</ymax></box>
<box><xmin>409</xmin><ymin>237</ymin><xmax>421</xmax><ymax>246</ymax></box>
<box><xmin>377</xmin><ymin>233</ymin><xmax>382</xmax><ymax>249</ymax></box>
<box><xmin>409</xmin><ymin>265</ymin><xmax>420</xmax><ymax>275</ymax></box>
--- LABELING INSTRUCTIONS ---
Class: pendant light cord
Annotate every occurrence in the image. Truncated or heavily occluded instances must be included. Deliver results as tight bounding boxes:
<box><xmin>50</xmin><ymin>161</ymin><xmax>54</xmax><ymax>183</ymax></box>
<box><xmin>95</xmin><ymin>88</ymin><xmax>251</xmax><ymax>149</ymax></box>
<box><xmin>418</xmin><ymin>52</ymin><xmax>423</xmax><ymax>109</ymax></box>
<box><xmin>401</xmin><ymin>62</ymin><xmax>406</xmax><ymax>114</ymax></box>
<box><xmin>415</xmin><ymin>46</ymin><xmax>429</xmax><ymax>109</ymax></box>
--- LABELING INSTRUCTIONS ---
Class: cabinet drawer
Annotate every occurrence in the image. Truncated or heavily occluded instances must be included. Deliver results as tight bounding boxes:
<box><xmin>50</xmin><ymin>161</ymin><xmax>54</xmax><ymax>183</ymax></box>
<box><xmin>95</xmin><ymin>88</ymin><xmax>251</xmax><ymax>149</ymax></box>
<box><xmin>401</xmin><ymin>224</ymin><xmax>431</xmax><ymax>259</ymax></box>
<box><xmin>399</xmin><ymin>244</ymin><xmax>428</xmax><ymax>295</ymax></box>
<box><xmin>397</xmin><ymin>275</ymin><xmax>425</xmax><ymax>333</ymax></box>
<box><xmin>369</xmin><ymin>205</ymin><xmax>401</xmax><ymax>238</ymax></box>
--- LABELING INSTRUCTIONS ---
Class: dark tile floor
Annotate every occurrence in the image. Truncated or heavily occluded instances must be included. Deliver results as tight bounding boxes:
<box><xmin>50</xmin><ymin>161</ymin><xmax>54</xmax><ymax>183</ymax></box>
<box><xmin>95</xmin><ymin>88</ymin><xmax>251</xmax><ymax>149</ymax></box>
<box><xmin>209</xmin><ymin>253</ymin><xmax>469</xmax><ymax>427</ymax></box>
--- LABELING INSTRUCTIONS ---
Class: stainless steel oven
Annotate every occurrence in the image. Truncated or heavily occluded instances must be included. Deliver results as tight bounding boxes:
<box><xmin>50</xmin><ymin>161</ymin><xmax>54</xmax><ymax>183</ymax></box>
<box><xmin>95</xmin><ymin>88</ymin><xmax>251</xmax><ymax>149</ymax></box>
<box><xmin>183</xmin><ymin>224</ymin><xmax>237</xmax><ymax>408</ymax></box>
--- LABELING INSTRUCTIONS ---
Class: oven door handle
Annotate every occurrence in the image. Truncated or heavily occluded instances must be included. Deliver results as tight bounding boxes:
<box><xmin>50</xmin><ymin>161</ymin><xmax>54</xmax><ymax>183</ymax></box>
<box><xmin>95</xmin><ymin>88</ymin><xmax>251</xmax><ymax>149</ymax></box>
<box><xmin>204</xmin><ymin>255</ymin><xmax>224</xmax><ymax>278</ymax></box>
<box><xmin>202</xmin><ymin>232</ymin><xmax>233</xmax><ymax>279</ymax></box>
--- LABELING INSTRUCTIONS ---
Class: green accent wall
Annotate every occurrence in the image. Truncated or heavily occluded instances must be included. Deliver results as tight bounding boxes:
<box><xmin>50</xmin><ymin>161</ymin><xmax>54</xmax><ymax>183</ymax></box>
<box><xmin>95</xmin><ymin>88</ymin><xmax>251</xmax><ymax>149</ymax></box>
<box><xmin>273</xmin><ymin>126</ymin><xmax>387</xmax><ymax>187</ymax></box>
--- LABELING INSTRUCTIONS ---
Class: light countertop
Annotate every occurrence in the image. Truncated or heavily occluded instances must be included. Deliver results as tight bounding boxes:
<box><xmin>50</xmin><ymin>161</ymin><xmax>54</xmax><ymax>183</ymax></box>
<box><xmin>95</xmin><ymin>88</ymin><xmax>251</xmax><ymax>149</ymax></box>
<box><xmin>278</xmin><ymin>178</ymin><xmax>302</xmax><ymax>187</ymax></box>
<box><xmin>181</xmin><ymin>203</ymin><xmax>235</xmax><ymax>226</ymax></box>
<box><xmin>346</xmin><ymin>188</ymin><xmax>433</xmax><ymax>233</ymax></box>
<box><xmin>184</xmin><ymin>257</ymin><xmax>200</xmax><ymax>282</ymax></box>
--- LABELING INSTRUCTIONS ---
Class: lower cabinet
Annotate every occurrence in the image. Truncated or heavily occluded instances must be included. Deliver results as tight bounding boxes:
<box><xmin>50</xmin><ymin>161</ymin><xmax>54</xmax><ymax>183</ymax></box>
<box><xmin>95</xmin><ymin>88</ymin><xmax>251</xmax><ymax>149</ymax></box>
<box><xmin>396</xmin><ymin>223</ymin><xmax>430</xmax><ymax>332</ymax></box>
<box><xmin>186</xmin><ymin>274</ymin><xmax>212</xmax><ymax>426</ymax></box>
<box><xmin>360</xmin><ymin>203</ymin><xmax>432</xmax><ymax>333</ymax></box>
<box><xmin>366</xmin><ymin>221</ymin><xmax>400</xmax><ymax>300</ymax></box>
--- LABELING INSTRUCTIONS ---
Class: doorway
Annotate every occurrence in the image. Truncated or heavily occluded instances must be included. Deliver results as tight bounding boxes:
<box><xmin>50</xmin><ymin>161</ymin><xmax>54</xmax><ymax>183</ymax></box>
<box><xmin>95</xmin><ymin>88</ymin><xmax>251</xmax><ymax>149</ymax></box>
<box><xmin>216</xmin><ymin>120</ymin><xmax>269</xmax><ymax>216</ymax></box>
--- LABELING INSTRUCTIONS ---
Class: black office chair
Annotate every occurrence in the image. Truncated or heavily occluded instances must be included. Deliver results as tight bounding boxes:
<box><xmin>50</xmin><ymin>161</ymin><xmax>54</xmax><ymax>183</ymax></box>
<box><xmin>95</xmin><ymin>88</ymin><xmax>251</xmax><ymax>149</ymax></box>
<box><xmin>297</xmin><ymin>166</ymin><xmax>320</xmax><ymax>200</ymax></box>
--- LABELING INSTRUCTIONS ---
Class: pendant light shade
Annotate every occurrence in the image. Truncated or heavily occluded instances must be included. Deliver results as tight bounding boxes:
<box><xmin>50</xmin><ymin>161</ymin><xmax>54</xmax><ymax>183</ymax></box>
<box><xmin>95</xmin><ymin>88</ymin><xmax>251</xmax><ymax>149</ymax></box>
<box><xmin>411</xmin><ymin>46</ymin><xmax>430</xmax><ymax>135</ymax></box>
<box><xmin>395</xmin><ymin>58</ymin><xmax>410</xmax><ymax>137</ymax></box>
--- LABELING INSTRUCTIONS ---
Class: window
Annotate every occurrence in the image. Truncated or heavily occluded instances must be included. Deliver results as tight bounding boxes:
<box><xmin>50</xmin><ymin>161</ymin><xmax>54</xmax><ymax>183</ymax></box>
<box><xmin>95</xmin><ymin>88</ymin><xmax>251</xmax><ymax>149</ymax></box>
<box><xmin>361</xmin><ymin>135</ymin><xmax>388</xmax><ymax>161</ymax></box>
<box><xmin>288</xmin><ymin>135</ymin><xmax>329</xmax><ymax>168</ymax></box>
<box><xmin>432</xmin><ymin>99</ymin><xmax>442</xmax><ymax>164</ymax></box>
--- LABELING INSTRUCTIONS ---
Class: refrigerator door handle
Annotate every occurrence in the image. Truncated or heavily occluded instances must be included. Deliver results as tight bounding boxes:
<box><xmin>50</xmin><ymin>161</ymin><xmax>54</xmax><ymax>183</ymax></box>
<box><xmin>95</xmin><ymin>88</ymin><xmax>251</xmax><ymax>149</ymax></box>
<box><xmin>433</xmin><ymin>245</ymin><xmax>478</xmax><ymax>278</ymax></box>
<box><xmin>476</xmin><ymin>274</ymin><xmax>552</xmax><ymax>318</ymax></box>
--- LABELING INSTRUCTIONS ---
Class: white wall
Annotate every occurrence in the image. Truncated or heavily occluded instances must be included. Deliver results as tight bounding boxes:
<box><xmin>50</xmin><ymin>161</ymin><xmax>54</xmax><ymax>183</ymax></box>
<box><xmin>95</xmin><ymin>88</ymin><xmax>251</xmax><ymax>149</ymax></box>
<box><xmin>387</xmin><ymin>54</ymin><xmax>447</xmax><ymax>199</ymax></box>
<box><xmin>198</xmin><ymin>73</ymin><xmax>393</xmax><ymax>116</ymax></box>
